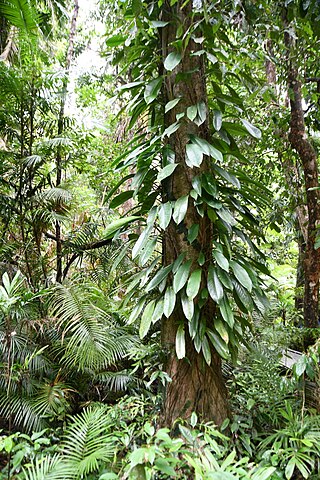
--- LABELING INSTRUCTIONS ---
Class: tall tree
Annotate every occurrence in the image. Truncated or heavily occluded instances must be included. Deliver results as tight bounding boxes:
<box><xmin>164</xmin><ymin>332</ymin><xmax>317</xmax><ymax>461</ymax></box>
<box><xmin>107</xmin><ymin>0</ymin><xmax>268</xmax><ymax>425</ymax></box>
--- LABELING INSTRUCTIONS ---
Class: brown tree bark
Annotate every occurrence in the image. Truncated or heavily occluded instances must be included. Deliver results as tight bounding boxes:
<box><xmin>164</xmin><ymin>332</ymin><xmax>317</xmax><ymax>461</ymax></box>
<box><xmin>284</xmin><ymin>25</ymin><xmax>320</xmax><ymax>329</ymax></box>
<box><xmin>160</xmin><ymin>0</ymin><xmax>229</xmax><ymax>427</ymax></box>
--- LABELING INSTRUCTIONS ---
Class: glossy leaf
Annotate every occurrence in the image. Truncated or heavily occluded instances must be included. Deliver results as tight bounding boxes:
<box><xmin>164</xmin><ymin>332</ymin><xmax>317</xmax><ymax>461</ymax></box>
<box><xmin>214</xmin><ymin>318</ymin><xmax>229</xmax><ymax>343</ymax></box>
<box><xmin>241</xmin><ymin>118</ymin><xmax>261</xmax><ymax>139</ymax></box>
<box><xmin>230</xmin><ymin>260</ymin><xmax>252</xmax><ymax>292</ymax></box>
<box><xmin>187</xmin><ymin>105</ymin><xmax>197</xmax><ymax>121</ymax></box>
<box><xmin>173</xmin><ymin>260</ymin><xmax>192</xmax><ymax>293</ymax></box>
<box><xmin>140</xmin><ymin>238</ymin><xmax>157</xmax><ymax>266</ymax></box>
<box><xmin>213</xmin><ymin>250</ymin><xmax>229</xmax><ymax>272</ymax></box>
<box><xmin>164</xmin><ymin>287</ymin><xmax>176</xmax><ymax>318</ymax></box>
<box><xmin>158</xmin><ymin>202</ymin><xmax>172</xmax><ymax>230</ymax></box>
<box><xmin>186</xmin><ymin>143</ymin><xmax>203</xmax><ymax>168</ymax></box>
<box><xmin>128</xmin><ymin>297</ymin><xmax>146</xmax><ymax>324</ymax></box>
<box><xmin>181</xmin><ymin>290</ymin><xmax>194</xmax><ymax>320</ymax></box>
<box><xmin>104</xmin><ymin>216</ymin><xmax>141</xmax><ymax>239</ymax></box>
<box><xmin>218</xmin><ymin>296</ymin><xmax>234</xmax><ymax>328</ymax></box>
<box><xmin>153</xmin><ymin>299</ymin><xmax>164</xmax><ymax>322</ymax></box>
<box><xmin>196</xmin><ymin>101</ymin><xmax>206</xmax><ymax>125</ymax></box>
<box><xmin>207</xmin><ymin>330</ymin><xmax>228</xmax><ymax>359</ymax></box>
<box><xmin>187</xmin><ymin>224</ymin><xmax>199</xmax><ymax>244</ymax></box>
<box><xmin>145</xmin><ymin>265</ymin><xmax>172</xmax><ymax>292</ymax></box>
<box><xmin>207</xmin><ymin>266</ymin><xmax>224</xmax><ymax>302</ymax></box>
<box><xmin>144</xmin><ymin>77</ymin><xmax>163</xmax><ymax>105</ymax></box>
<box><xmin>164</xmin><ymin>52</ymin><xmax>182</xmax><ymax>71</ymax></box>
<box><xmin>186</xmin><ymin>269</ymin><xmax>202</xmax><ymax>299</ymax></box>
<box><xmin>212</xmin><ymin>164</ymin><xmax>240</xmax><ymax>188</ymax></box>
<box><xmin>140</xmin><ymin>300</ymin><xmax>156</xmax><ymax>338</ymax></box>
<box><xmin>165</xmin><ymin>98</ymin><xmax>181</xmax><ymax>113</ymax></box>
<box><xmin>157</xmin><ymin>163</ymin><xmax>177</xmax><ymax>182</ymax></box>
<box><xmin>173</xmin><ymin>195</ymin><xmax>189</xmax><ymax>224</ymax></box>
<box><xmin>106</xmin><ymin>35</ymin><xmax>126</xmax><ymax>46</ymax></box>
<box><xmin>201</xmin><ymin>336</ymin><xmax>211</xmax><ymax>365</ymax></box>
<box><xmin>132</xmin><ymin>227</ymin><xmax>151</xmax><ymax>259</ymax></box>
<box><xmin>110</xmin><ymin>190</ymin><xmax>134</xmax><ymax>209</ymax></box>
<box><xmin>163</xmin><ymin>121</ymin><xmax>180</xmax><ymax>138</ymax></box>
<box><xmin>176</xmin><ymin>324</ymin><xmax>185</xmax><ymax>359</ymax></box>
<box><xmin>216</xmin><ymin>267</ymin><xmax>233</xmax><ymax>290</ymax></box>
<box><xmin>213</xmin><ymin>110</ymin><xmax>222</xmax><ymax>131</ymax></box>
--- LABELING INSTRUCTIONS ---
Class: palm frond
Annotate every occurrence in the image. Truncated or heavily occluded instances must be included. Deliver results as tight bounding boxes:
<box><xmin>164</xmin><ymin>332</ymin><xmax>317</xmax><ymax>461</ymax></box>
<box><xmin>50</xmin><ymin>283</ymin><xmax>138</xmax><ymax>372</ymax></box>
<box><xmin>59</xmin><ymin>405</ymin><xmax>115</xmax><ymax>478</ymax></box>
<box><xmin>31</xmin><ymin>379</ymin><xmax>74</xmax><ymax>417</ymax></box>
<box><xmin>96</xmin><ymin>370</ymin><xmax>142</xmax><ymax>392</ymax></box>
<box><xmin>0</xmin><ymin>0</ymin><xmax>39</xmax><ymax>32</ymax></box>
<box><xmin>22</xmin><ymin>454</ymin><xmax>64</xmax><ymax>480</ymax></box>
<box><xmin>0</xmin><ymin>392</ymin><xmax>45</xmax><ymax>432</ymax></box>
<box><xmin>38</xmin><ymin>137</ymin><xmax>72</xmax><ymax>149</ymax></box>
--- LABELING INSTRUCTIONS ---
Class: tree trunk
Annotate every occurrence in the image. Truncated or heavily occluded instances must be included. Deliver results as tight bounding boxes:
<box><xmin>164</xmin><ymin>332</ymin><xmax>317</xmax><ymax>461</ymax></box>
<box><xmin>55</xmin><ymin>0</ymin><xmax>79</xmax><ymax>283</ymax></box>
<box><xmin>284</xmin><ymin>24</ymin><xmax>320</xmax><ymax>329</ymax></box>
<box><xmin>161</xmin><ymin>0</ymin><xmax>228</xmax><ymax>426</ymax></box>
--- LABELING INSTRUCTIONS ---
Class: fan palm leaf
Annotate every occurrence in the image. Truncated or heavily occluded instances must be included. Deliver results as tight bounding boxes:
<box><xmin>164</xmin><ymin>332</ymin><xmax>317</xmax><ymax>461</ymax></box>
<box><xmin>50</xmin><ymin>283</ymin><xmax>138</xmax><ymax>372</ymax></box>
<box><xmin>0</xmin><ymin>392</ymin><xmax>45</xmax><ymax>431</ymax></box>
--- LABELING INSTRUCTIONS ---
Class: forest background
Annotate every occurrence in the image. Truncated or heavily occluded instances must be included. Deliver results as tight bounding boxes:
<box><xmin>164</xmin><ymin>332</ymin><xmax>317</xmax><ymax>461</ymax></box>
<box><xmin>0</xmin><ymin>0</ymin><xmax>320</xmax><ymax>479</ymax></box>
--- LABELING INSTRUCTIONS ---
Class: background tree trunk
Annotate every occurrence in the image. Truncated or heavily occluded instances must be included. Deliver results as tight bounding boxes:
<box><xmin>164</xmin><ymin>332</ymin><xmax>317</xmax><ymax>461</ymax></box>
<box><xmin>56</xmin><ymin>0</ymin><xmax>79</xmax><ymax>283</ymax></box>
<box><xmin>284</xmin><ymin>23</ymin><xmax>320</xmax><ymax>330</ymax></box>
<box><xmin>161</xmin><ymin>0</ymin><xmax>229</xmax><ymax>427</ymax></box>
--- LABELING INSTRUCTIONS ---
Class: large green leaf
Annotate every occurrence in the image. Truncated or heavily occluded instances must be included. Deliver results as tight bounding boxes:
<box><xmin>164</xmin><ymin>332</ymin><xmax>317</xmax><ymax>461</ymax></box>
<box><xmin>186</xmin><ymin>143</ymin><xmax>203</xmax><ymax>168</ymax></box>
<box><xmin>165</xmin><ymin>98</ymin><xmax>181</xmax><ymax>112</ymax></box>
<box><xmin>158</xmin><ymin>202</ymin><xmax>172</xmax><ymax>230</ymax></box>
<box><xmin>207</xmin><ymin>266</ymin><xmax>224</xmax><ymax>302</ymax></box>
<box><xmin>216</xmin><ymin>267</ymin><xmax>233</xmax><ymax>290</ymax></box>
<box><xmin>164</xmin><ymin>286</ymin><xmax>176</xmax><ymax>318</ymax></box>
<box><xmin>218</xmin><ymin>296</ymin><xmax>234</xmax><ymax>328</ymax></box>
<box><xmin>213</xmin><ymin>110</ymin><xmax>222</xmax><ymax>131</ymax></box>
<box><xmin>207</xmin><ymin>330</ymin><xmax>228</xmax><ymax>359</ymax></box>
<box><xmin>132</xmin><ymin>226</ymin><xmax>152</xmax><ymax>259</ymax></box>
<box><xmin>109</xmin><ymin>190</ymin><xmax>134</xmax><ymax>209</ymax></box>
<box><xmin>153</xmin><ymin>299</ymin><xmax>164</xmax><ymax>322</ymax></box>
<box><xmin>164</xmin><ymin>52</ymin><xmax>182</xmax><ymax>71</ymax></box>
<box><xmin>144</xmin><ymin>77</ymin><xmax>163</xmax><ymax>105</ymax></box>
<box><xmin>230</xmin><ymin>260</ymin><xmax>252</xmax><ymax>292</ymax></box>
<box><xmin>213</xmin><ymin>250</ymin><xmax>229</xmax><ymax>272</ymax></box>
<box><xmin>145</xmin><ymin>265</ymin><xmax>172</xmax><ymax>292</ymax></box>
<box><xmin>157</xmin><ymin>164</ymin><xmax>178</xmax><ymax>182</ymax></box>
<box><xmin>201</xmin><ymin>336</ymin><xmax>211</xmax><ymax>365</ymax></box>
<box><xmin>187</xmin><ymin>224</ymin><xmax>199</xmax><ymax>244</ymax></box>
<box><xmin>181</xmin><ymin>291</ymin><xmax>194</xmax><ymax>320</ymax></box>
<box><xmin>176</xmin><ymin>324</ymin><xmax>185</xmax><ymax>359</ymax></box>
<box><xmin>140</xmin><ymin>300</ymin><xmax>156</xmax><ymax>338</ymax></box>
<box><xmin>186</xmin><ymin>269</ymin><xmax>202</xmax><ymax>299</ymax></box>
<box><xmin>214</xmin><ymin>318</ymin><xmax>229</xmax><ymax>343</ymax></box>
<box><xmin>140</xmin><ymin>238</ymin><xmax>157</xmax><ymax>266</ymax></box>
<box><xmin>173</xmin><ymin>195</ymin><xmax>189</xmax><ymax>224</ymax></box>
<box><xmin>173</xmin><ymin>260</ymin><xmax>192</xmax><ymax>293</ymax></box>
<box><xmin>241</xmin><ymin>118</ymin><xmax>261</xmax><ymax>139</ymax></box>
<box><xmin>105</xmin><ymin>216</ymin><xmax>141</xmax><ymax>239</ymax></box>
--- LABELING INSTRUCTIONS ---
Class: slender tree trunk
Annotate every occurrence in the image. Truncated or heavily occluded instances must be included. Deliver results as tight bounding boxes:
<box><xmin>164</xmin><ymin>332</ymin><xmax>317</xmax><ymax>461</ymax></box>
<box><xmin>161</xmin><ymin>0</ymin><xmax>228</xmax><ymax>426</ymax></box>
<box><xmin>55</xmin><ymin>0</ymin><xmax>79</xmax><ymax>283</ymax></box>
<box><xmin>284</xmin><ymin>24</ymin><xmax>320</xmax><ymax>329</ymax></box>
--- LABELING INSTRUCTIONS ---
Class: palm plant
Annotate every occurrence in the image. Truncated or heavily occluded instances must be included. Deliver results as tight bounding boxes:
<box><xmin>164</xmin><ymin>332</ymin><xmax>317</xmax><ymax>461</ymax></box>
<box><xmin>21</xmin><ymin>405</ymin><xmax>117</xmax><ymax>480</ymax></box>
<box><xmin>50</xmin><ymin>282</ymin><xmax>137</xmax><ymax>373</ymax></box>
<box><xmin>0</xmin><ymin>271</ymin><xmax>74</xmax><ymax>432</ymax></box>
